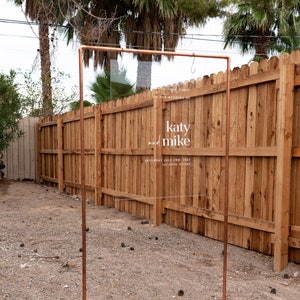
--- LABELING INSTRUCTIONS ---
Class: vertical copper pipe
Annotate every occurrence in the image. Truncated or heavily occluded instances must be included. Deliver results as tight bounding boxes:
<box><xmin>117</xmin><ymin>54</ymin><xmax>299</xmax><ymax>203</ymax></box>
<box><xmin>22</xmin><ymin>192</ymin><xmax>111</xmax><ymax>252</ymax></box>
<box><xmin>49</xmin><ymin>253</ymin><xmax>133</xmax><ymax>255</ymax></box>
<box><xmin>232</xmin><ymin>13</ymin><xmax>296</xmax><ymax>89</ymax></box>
<box><xmin>222</xmin><ymin>58</ymin><xmax>231</xmax><ymax>300</ymax></box>
<box><xmin>78</xmin><ymin>45</ymin><xmax>231</xmax><ymax>300</ymax></box>
<box><xmin>78</xmin><ymin>47</ymin><xmax>87</xmax><ymax>300</ymax></box>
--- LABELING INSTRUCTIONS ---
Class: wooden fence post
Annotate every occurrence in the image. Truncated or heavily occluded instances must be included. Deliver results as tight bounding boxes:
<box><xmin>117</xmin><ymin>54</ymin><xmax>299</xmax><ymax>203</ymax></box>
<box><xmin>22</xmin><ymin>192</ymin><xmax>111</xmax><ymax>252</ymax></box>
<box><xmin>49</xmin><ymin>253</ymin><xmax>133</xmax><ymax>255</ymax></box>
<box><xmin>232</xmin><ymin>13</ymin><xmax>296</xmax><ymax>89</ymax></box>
<box><xmin>57</xmin><ymin>118</ymin><xmax>64</xmax><ymax>193</ymax></box>
<box><xmin>153</xmin><ymin>95</ymin><xmax>163</xmax><ymax>225</ymax></box>
<box><xmin>94</xmin><ymin>106</ymin><xmax>102</xmax><ymax>205</ymax></box>
<box><xmin>274</xmin><ymin>62</ymin><xmax>295</xmax><ymax>271</ymax></box>
<box><xmin>35</xmin><ymin>123</ymin><xmax>41</xmax><ymax>183</ymax></box>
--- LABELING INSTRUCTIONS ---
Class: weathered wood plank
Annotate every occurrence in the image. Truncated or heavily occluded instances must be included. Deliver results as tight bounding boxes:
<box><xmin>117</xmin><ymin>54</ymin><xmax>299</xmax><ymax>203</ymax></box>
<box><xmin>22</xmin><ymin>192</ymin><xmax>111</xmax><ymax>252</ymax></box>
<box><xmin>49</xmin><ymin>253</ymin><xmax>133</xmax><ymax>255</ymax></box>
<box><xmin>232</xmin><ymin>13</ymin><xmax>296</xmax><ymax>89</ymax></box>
<box><xmin>57</xmin><ymin>118</ymin><xmax>64</xmax><ymax>192</ymax></box>
<box><xmin>163</xmin><ymin>200</ymin><xmax>274</xmax><ymax>233</ymax></box>
<box><xmin>94</xmin><ymin>106</ymin><xmax>102</xmax><ymax>205</ymax></box>
<box><xmin>274</xmin><ymin>62</ymin><xmax>295</xmax><ymax>271</ymax></box>
<box><xmin>153</xmin><ymin>95</ymin><xmax>163</xmax><ymax>225</ymax></box>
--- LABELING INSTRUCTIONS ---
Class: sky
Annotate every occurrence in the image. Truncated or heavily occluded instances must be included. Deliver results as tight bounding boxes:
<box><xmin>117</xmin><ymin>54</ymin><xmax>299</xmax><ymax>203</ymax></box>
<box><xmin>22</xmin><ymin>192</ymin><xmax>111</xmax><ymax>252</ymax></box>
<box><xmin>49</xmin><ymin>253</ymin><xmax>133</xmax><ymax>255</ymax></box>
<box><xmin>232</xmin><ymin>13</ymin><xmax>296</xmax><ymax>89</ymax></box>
<box><xmin>0</xmin><ymin>0</ymin><xmax>253</xmax><ymax>95</ymax></box>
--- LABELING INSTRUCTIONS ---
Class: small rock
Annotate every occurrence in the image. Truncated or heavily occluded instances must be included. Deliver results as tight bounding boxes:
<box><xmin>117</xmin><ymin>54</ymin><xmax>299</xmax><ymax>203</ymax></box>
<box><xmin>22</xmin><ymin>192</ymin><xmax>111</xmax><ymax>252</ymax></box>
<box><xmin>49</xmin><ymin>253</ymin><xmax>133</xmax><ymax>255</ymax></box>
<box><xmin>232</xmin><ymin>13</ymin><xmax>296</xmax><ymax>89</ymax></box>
<box><xmin>33</xmin><ymin>249</ymin><xmax>38</xmax><ymax>253</ymax></box>
<box><xmin>141</xmin><ymin>220</ymin><xmax>149</xmax><ymax>225</ymax></box>
<box><xmin>85</xmin><ymin>227</ymin><xmax>89</xmax><ymax>232</ymax></box>
<box><xmin>62</xmin><ymin>262</ymin><xmax>70</xmax><ymax>268</ymax></box>
<box><xmin>79</xmin><ymin>248</ymin><xmax>82</xmax><ymax>252</ymax></box>
<box><xmin>127</xmin><ymin>226</ymin><xmax>132</xmax><ymax>231</ymax></box>
<box><xmin>178</xmin><ymin>289</ymin><xmax>184</xmax><ymax>296</ymax></box>
<box><xmin>62</xmin><ymin>261</ymin><xmax>75</xmax><ymax>268</ymax></box>
<box><xmin>283</xmin><ymin>273</ymin><xmax>290</xmax><ymax>279</ymax></box>
<box><xmin>121</xmin><ymin>242</ymin><xmax>126</xmax><ymax>248</ymax></box>
<box><xmin>155</xmin><ymin>237</ymin><xmax>159</xmax><ymax>240</ymax></box>
<box><xmin>293</xmin><ymin>271</ymin><xmax>299</xmax><ymax>278</ymax></box>
<box><xmin>129</xmin><ymin>246</ymin><xmax>135</xmax><ymax>251</ymax></box>
<box><xmin>270</xmin><ymin>287</ymin><xmax>276</xmax><ymax>294</ymax></box>
<box><xmin>19</xmin><ymin>243</ymin><xmax>25</xmax><ymax>248</ymax></box>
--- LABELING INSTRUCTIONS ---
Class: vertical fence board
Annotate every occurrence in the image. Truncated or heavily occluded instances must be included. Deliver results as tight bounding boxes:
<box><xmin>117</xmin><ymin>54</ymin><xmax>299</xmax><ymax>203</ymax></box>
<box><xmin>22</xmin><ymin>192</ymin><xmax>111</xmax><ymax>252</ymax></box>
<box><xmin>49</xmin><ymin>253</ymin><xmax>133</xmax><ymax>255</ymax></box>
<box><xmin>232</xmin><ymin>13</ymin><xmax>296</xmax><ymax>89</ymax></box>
<box><xmin>274</xmin><ymin>62</ymin><xmax>295</xmax><ymax>271</ymax></box>
<box><xmin>57</xmin><ymin>118</ymin><xmax>64</xmax><ymax>192</ymax></box>
<box><xmin>94</xmin><ymin>106</ymin><xmax>102</xmax><ymax>205</ymax></box>
<box><xmin>153</xmin><ymin>95</ymin><xmax>163</xmax><ymax>225</ymax></box>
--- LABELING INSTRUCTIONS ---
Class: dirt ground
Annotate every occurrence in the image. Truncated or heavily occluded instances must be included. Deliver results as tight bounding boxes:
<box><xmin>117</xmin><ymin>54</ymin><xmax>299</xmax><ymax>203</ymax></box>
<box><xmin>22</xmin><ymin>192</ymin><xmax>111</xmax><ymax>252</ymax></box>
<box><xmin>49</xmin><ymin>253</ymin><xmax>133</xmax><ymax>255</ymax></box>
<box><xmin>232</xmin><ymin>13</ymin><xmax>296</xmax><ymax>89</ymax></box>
<box><xmin>0</xmin><ymin>180</ymin><xmax>299</xmax><ymax>300</ymax></box>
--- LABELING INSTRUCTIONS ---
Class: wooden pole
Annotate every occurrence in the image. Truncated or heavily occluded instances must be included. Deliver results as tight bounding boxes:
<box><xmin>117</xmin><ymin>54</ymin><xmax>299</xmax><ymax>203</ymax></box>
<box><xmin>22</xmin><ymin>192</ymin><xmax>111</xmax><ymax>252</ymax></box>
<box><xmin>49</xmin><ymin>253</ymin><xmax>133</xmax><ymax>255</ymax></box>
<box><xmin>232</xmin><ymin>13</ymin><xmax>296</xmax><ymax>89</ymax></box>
<box><xmin>274</xmin><ymin>62</ymin><xmax>294</xmax><ymax>271</ymax></box>
<box><xmin>35</xmin><ymin>123</ymin><xmax>41</xmax><ymax>184</ymax></box>
<box><xmin>94</xmin><ymin>106</ymin><xmax>102</xmax><ymax>205</ymax></box>
<box><xmin>57</xmin><ymin>118</ymin><xmax>64</xmax><ymax>192</ymax></box>
<box><xmin>153</xmin><ymin>95</ymin><xmax>163</xmax><ymax>225</ymax></box>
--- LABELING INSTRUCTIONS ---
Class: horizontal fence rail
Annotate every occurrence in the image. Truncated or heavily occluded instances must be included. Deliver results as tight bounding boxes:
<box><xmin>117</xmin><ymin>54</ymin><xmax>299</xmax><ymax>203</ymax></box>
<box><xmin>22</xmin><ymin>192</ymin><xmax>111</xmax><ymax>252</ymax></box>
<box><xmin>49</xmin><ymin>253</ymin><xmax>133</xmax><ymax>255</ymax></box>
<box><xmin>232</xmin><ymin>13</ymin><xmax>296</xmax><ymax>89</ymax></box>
<box><xmin>37</xmin><ymin>51</ymin><xmax>300</xmax><ymax>271</ymax></box>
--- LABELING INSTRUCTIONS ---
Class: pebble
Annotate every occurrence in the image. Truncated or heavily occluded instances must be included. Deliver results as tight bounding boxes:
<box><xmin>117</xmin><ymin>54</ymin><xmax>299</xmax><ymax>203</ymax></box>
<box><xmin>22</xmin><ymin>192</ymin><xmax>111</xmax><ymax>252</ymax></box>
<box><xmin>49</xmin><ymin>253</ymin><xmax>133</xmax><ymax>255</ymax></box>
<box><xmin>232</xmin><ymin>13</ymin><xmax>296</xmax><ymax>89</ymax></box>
<box><xmin>293</xmin><ymin>271</ymin><xmax>299</xmax><ymax>278</ymax></box>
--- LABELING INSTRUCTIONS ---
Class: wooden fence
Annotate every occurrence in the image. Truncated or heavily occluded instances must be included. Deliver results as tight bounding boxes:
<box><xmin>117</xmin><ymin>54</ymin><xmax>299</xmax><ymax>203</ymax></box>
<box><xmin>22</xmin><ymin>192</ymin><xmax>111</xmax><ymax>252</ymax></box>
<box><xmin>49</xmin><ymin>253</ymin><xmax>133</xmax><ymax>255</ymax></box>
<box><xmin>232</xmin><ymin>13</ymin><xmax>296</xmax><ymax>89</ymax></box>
<box><xmin>2</xmin><ymin>117</ymin><xmax>39</xmax><ymax>180</ymax></box>
<box><xmin>37</xmin><ymin>51</ymin><xmax>300</xmax><ymax>271</ymax></box>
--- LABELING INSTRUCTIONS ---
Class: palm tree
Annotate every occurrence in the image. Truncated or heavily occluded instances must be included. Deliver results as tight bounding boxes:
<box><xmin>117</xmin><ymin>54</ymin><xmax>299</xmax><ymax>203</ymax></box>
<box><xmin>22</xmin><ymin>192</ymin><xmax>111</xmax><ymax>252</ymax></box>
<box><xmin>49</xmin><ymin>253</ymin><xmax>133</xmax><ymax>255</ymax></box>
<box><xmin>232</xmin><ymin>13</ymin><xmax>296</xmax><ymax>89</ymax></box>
<box><xmin>223</xmin><ymin>0</ymin><xmax>300</xmax><ymax>62</ymax></box>
<box><xmin>69</xmin><ymin>67</ymin><xmax>136</xmax><ymax>110</ymax></box>
<box><xmin>91</xmin><ymin>68</ymin><xmax>137</xmax><ymax>103</ymax></box>
<box><xmin>124</xmin><ymin>0</ymin><xmax>230</xmax><ymax>89</ymax></box>
<box><xmin>121</xmin><ymin>0</ymin><xmax>180</xmax><ymax>89</ymax></box>
<box><xmin>66</xmin><ymin>0</ymin><xmax>228</xmax><ymax>89</ymax></box>
<box><xmin>69</xmin><ymin>0</ymin><xmax>123</xmax><ymax>71</ymax></box>
<box><xmin>12</xmin><ymin>0</ymin><xmax>75</xmax><ymax>116</ymax></box>
<box><xmin>69</xmin><ymin>100</ymin><xmax>93</xmax><ymax>111</ymax></box>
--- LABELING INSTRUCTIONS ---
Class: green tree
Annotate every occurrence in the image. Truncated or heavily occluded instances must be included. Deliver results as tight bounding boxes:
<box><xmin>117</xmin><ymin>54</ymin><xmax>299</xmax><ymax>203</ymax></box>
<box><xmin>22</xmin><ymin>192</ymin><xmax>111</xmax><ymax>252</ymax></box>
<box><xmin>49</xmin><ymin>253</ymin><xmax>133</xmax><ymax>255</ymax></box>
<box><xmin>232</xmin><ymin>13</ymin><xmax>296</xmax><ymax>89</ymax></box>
<box><xmin>91</xmin><ymin>68</ymin><xmax>137</xmax><ymax>103</ymax></box>
<box><xmin>177</xmin><ymin>0</ymin><xmax>230</xmax><ymax>23</ymax></box>
<box><xmin>69</xmin><ymin>67</ymin><xmax>136</xmax><ymax>111</ymax></box>
<box><xmin>69</xmin><ymin>100</ymin><xmax>93</xmax><ymax>111</ymax></box>
<box><xmin>0</xmin><ymin>71</ymin><xmax>23</xmax><ymax>154</ymax></box>
<box><xmin>11</xmin><ymin>0</ymin><xmax>75</xmax><ymax>116</ymax></box>
<box><xmin>223</xmin><ymin>0</ymin><xmax>300</xmax><ymax>61</ymax></box>
<box><xmin>19</xmin><ymin>68</ymin><xmax>79</xmax><ymax>116</ymax></box>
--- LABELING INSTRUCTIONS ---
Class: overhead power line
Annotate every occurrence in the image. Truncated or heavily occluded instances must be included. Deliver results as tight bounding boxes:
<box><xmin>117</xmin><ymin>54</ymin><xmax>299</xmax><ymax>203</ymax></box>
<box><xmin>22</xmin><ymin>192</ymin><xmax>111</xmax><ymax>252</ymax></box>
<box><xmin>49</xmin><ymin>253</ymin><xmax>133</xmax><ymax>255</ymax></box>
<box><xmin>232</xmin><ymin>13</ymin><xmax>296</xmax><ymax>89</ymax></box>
<box><xmin>1</xmin><ymin>17</ymin><xmax>297</xmax><ymax>40</ymax></box>
<box><xmin>0</xmin><ymin>16</ymin><xmax>293</xmax><ymax>54</ymax></box>
<box><xmin>0</xmin><ymin>18</ymin><xmax>38</xmax><ymax>26</ymax></box>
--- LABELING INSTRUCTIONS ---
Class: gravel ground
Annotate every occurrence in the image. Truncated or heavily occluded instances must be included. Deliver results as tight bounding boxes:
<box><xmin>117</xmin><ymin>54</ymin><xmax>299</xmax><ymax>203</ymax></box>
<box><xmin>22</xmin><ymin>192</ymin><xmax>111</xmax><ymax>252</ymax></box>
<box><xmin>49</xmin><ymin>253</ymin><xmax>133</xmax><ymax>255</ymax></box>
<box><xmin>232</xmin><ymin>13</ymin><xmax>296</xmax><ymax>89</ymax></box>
<box><xmin>0</xmin><ymin>179</ymin><xmax>299</xmax><ymax>300</ymax></box>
